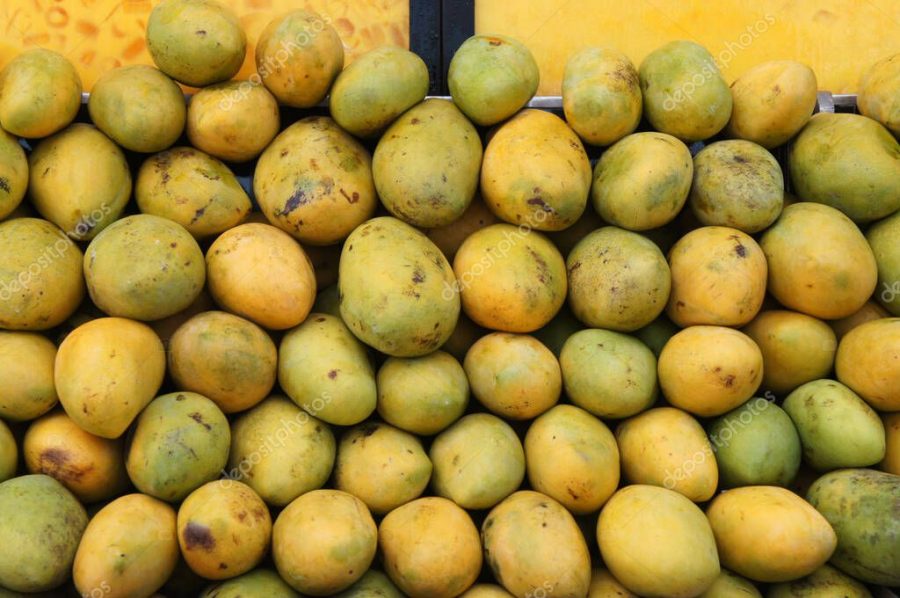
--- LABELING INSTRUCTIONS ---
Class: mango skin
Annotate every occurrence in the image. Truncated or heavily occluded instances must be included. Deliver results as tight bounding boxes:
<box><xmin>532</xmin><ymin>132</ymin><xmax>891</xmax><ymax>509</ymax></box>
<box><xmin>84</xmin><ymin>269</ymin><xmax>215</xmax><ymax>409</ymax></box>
<box><xmin>330</xmin><ymin>46</ymin><xmax>430</xmax><ymax>138</ymax></box>
<box><xmin>698</xmin><ymin>569</ymin><xmax>761</xmax><ymax>598</ymax></box>
<box><xmin>0</xmin><ymin>48</ymin><xmax>81</xmax><ymax>138</ymax></box>
<box><xmin>666</xmin><ymin>226</ymin><xmax>767</xmax><ymax>327</ymax></box>
<box><xmin>481</xmin><ymin>109</ymin><xmax>591</xmax><ymax>231</ymax></box>
<box><xmin>426</xmin><ymin>197</ymin><xmax>500</xmax><ymax>262</ymax></box>
<box><xmin>55</xmin><ymin>317</ymin><xmax>165</xmax><ymax>439</ymax></box>
<box><xmin>598</xmin><ymin>485</ymin><xmax>720</xmax><ymax>597</ymax></box>
<box><xmin>136</xmin><ymin>147</ymin><xmax>251</xmax><ymax>238</ymax></box>
<box><xmin>706</xmin><ymin>486</ymin><xmax>836</xmax><ymax>583</ymax></box>
<box><xmin>73</xmin><ymin>494</ymin><xmax>178</xmax><ymax>598</ymax></box>
<box><xmin>767</xmin><ymin>564</ymin><xmax>872</xmax><ymax>598</ymax></box>
<box><xmin>334</xmin><ymin>570</ymin><xmax>403</xmax><ymax>598</ymax></box>
<box><xmin>588</xmin><ymin>569</ymin><xmax>638</xmax><ymax>598</ymax></box>
<box><xmin>146</xmin><ymin>0</ymin><xmax>246</xmax><ymax>87</ymax></box>
<box><xmin>460</xmin><ymin>583</ymin><xmax>515</xmax><ymax>598</ymax></box>
<box><xmin>27</xmin><ymin>124</ymin><xmax>131</xmax><ymax>241</ymax></box>
<box><xmin>836</xmin><ymin>318</ymin><xmax>900</xmax><ymax>412</ymax></box>
<box><xmin>525</xmin><ymin>404</ymin><xmax>620</xmax><ymax>514</ymax></box>
<box><xmin>789</xmin><ymin>113</ymin><xmax>900</xmax><ymax>222</ymax></box>
<box><xmin>256</xmin><ymin>10</ymin><xmax>344</xmax><ymax>108</ymax></box>
<box><xmin>830</xmin><ymin>301</ymin><xmax>889</xmax><ymax>341</ymax></box>
<box><xmin>448</xmin><ymin>34</ymin><xmax>539</xmax><ymax>126</ymax></box>
<box><xmin>0</xmin><ymin>130</ymin><xmax>27</xmax><ymax>219</ymax></box>
<box><xmin>254</xmin><ymin>116</ymin><xmax>376</xmax><ymax>245</ymax></box>
<box><xmin>485</xmin><ymin>491</ymin><xmax>591</xmax><ymax>598</ymax></box>
<box><xmin>806</xmin><ymin>468</ymin><xmax>900</xmax><ymax>586</ymax></box>
<box><xmin>866</xmin><ymin>209</ymin><xmax>900</xmax><ymax>315</ymax></box>
<box><xmin>201</xmin><ymin>569</ymin><xmax>300</xmax><ymax>598</ymax></box>
<box><xmin>726</xmin><ymin>60</ymin><xmax>818</xmax><ymax>149</ymax></box>
<box><xmin>761</xmin><ymin>203</ymin><xmax>877</xmax><ymax>320</ymax></box>
<box><xmin>278</xmin><ymin>313</ymin><xmax>377</xmax><ymax>426</ymax></box>
<box><xmin>273</xmin><ymin>490</ymin><xmax>377</xmax><ymax>595</ymax></box>
<box><xmin>591</xmin><ymin>132</ymin><xmax>692</xmax><ymax>231</ymax></box>
<box><xmin>340</xmin><ymin>217</ymin><xmax>460</xmax><ymax>356</ymax></box>
<box><xmin>639</xmin><ymin>40</ymin><xmax>733</xmax><ymax>142</ymax></box>
<box><xmin>858</xmin><ymin>52</ymin><xmax>900</xmax><ymax>137</ymax></box>
<box><xmin>126</xmin><ymin>391</ymin><xmax>230</xmax><ymax>502</ymax></box>
<box><xmin>374</xmin><ymin>99</ymin><xmax>482</xmax><ymax>227</ymax></box>
<box><xmin>563</xmin><ymin>47</ymin><xmax>642</xmax><ymax>146</ymax></box>
<box><xmin>0</xmin><ymin>419</ymin><xmax>15</xmax><ymax>482</ymax></box>
<box><xmin>0</xmin><ymin>475</ymin><xmax>88</xmax><ymax>592</ymax></box>
<box><xmin>884</xmin><ymin>413</ymin><xmax>900</xmax><ymax>475</ymax></box>
<box><xmin>567</xmin><ymin>226</ymin><xmax>671</xmax><ymax>331</ymax></box>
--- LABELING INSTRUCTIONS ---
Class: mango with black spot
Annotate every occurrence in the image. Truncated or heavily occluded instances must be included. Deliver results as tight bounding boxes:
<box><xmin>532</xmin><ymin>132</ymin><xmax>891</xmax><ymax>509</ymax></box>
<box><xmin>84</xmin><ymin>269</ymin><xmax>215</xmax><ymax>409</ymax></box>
<box><xmin>0</xmin><ymin>48</ymin><xmax>81</xmax><ymax>138</ymax></box>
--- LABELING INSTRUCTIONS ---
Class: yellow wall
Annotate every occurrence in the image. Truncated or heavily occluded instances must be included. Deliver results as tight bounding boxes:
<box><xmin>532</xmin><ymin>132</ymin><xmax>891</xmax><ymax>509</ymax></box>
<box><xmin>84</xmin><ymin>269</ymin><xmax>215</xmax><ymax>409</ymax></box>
<box><xmin>476</xmin><ymin>0</ymin><xmax>900</xmax><ymax>94</ymax></box>
<box><xmin>0</xmin><ymin>0</ymin><xmax>409</xmax><ymax>90</ymax></box>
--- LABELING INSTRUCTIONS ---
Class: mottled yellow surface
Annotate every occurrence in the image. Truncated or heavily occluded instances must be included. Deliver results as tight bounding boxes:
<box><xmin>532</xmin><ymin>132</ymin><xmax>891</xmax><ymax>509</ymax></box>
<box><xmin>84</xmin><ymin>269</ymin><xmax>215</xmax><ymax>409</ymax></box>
<box><xmin>477</xmin><ymin>0</ymin><xmax>900</xmax><ymax>94</ymax></box>
<box><xmin>0</xmin><ymin>0</ymin><xmax>408</xmax><ymax>90</ymax></box>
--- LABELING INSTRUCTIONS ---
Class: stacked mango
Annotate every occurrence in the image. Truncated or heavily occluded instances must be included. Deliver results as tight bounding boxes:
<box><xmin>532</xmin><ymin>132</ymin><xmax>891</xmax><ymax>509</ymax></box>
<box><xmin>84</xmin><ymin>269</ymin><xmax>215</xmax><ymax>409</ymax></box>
<box><xmin>1</xmin><ymin>1</ymin><xmax>899</xmax><ymax>596</ymax></box>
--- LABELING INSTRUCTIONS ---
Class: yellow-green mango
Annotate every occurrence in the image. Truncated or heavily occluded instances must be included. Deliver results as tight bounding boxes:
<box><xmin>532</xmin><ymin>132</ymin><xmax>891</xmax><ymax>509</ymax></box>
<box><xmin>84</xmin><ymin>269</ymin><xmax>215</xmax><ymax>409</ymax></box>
<box><xmin>28</xmin><ymin>124</ymin><xmax>130</xmax><ymax>240</ymax></box>
<box><xmin>332</xmin><ymin>570</ymin><xmax>403</xmax><ymax>598</ymax></box>
<box><xmin>726</xmin><ymin>60</ymin><xmax>818</xmax><ymax>148</ymax></box>
<box><xmin>0</xmin><ymin>419</ymin><xmax>15</xmax><ymax>482</ymax></box>
<box><xmin>639</xmin><ymin>40</ymin><xmax>732</xmax><ymax>142</ymax></box>
<box><xmin>278</xmin><ymin>313</ymin><xmax>376</xmax><ymax>426</ymax></box>
<box><xmin>374</xmin><ymin>99</ymin><xmax>482</xmax><ymax>227</ymax></box>
<box><xmin>789</xmin><ymin>113</ymin><xmax>900</xmax><ymax>222</ymax></box>
<box><xmin>147</xmin><ymin>0</ymin><xmax>246</xmax><ymax>86</ymax></box>
<box><xmin>0</xmin><ymin>474</ymin><xmax>87</xmax><ymax>592</ymax></box>
<box><xmin>448</xmin><ymin>34</ymin><xmax>539</xmax><ymax>126</ymax></box>
<box><xmin>699</xmin><ymin>569</ymin><xmax>761</xmax><ymax>598</ymax></box>
<box><xmin>761</xmin><ymin>203</ymin><xmax>877</xmax><ymax>320</ymax></box>
<box><xmin>836</xmin><ymin>317</ymin><xmax>900</xmax><ymax>411</ymax></box>
<box><xmin>0</xmin><ymin>331</ymin><xmax>57</xmax><ymax>421</ymax></box>
<box><xmin>866</xmin><ymin>209</ymin><xmax>900</xmax><ymax>315</ymax></box>
<box><xmin>340</xmin><ymin>217</ymin><xmax>460</xmax><ymax>356</ymax></box>
<box><xmin>481</xmin><ymin>109</ymin><xmax>591</xmax><ymax>231</ymax></box>
<box><xmin>858</xmin><ymin>53</ymin><xmax>900</xmax><ymax>137</ymax></box>
<box><xmin>254</xmin><ymin>116</ymin><xmax>376</xmax><ymax>245</ymax></box>
<box><xmin>0</xmin><ymin>130</ymin><xmax>26</xmax><ymax>219</ymax></box>
<box><xmin>274</xmin><ymin>490</ymin><xmax>377</xmax><ymax>594</ymax></box>
<box><xmin>126</xmin><ymin>391</ymin><xmax>230</xmax><ymax>502</ymax></box>
<box><xmin>591</xmin><ymin>132</ymin><xmax>692</xmax><ymax>231</ymax></box>
<box><xmin>136</xmin><ymin>147</ymin><xmax>251</xmax><ymax>238</ymax></box>
<box><xmin>426</xmin><ymin>197</ymin><xmax>500</xmax><ymax>262</ymax></box>
<box><xmin>767</xmin><ymin>564</ymin><xmax>872</xmax><ymax>598</ymax></box>
<box><xmin>461</xmin><ymin>583</ymin><xmax>516</xmax><ymax>598</ymax></box>
<box><xmin>588</xmin><ymin>568</ymin><xmax>637</xmax><ymax>597</ymax></box>
<box><xmin>0</xmin><ymin>49</ymin><xmax>81</xmax><ymax>138</ymax></box>
<box><xmin>330</xmin><ymin>46</ymin><xmax>430</xmax><ymax>138</ymax></box>
<box><xmin>73</xmin><ymin>494</ymin><xmax>178</xmax><ymax>598</ymax></box>
<box><xmin>201</xmin><ymin>569</ymin><xmax>299</xmax><ymax>598</ymax></box>
<box><xmin>55</xmin><ymin>317</ymin><xmax>165</xmax><ymax>438</ymax></box>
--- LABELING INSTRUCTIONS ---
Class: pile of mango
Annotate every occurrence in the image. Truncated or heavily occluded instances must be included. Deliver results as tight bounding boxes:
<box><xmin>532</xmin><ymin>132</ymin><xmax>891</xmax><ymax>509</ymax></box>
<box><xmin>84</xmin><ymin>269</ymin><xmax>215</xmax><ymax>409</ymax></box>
<box><xmin>1</xmin><ymin>1</ymin><xmax>899</xmax><ymax>597</ymax></box>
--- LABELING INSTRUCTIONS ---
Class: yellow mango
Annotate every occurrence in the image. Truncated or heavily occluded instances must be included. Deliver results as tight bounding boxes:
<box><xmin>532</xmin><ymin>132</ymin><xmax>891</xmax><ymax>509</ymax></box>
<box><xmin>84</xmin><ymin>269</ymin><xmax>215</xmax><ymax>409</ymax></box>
<box><xmin>588</xmin><ymin>568</ymin><xmax>637</xmax><ymax>597</ymax></box>
<box><xmin>866</xmin><ymin>208</ymin><xmax>900</xmax><ymax>316</ymax></box>
<box><xmin>858</xmin><ymin>53</ymin><xmax>900</xmax><ymax>137</ymax></box>
<box><xmin>0</xmin><ymin>49</ymin><xmax>81</xmax><ymax>138</ymax></box>
<box><xmin>829</xmin><ymin>301</ymin><xmax>889</xmax><ymax>340</ymax></box>
<box><xmin>461</xmin><ymin>584</ymin><xmax>515</xmax><ymax>598</ymax></box>
<box><xmin>0</xmin><ymin>331</ymin><xmax>57</xmax><ymax>421</ymax></box>
<box><xmin>698</xmin><ymin>569</ymin><xmax>761</xmax><ymax>597</ymax></box>
<box><xmin>0</xmin><ymin>129</ymin><xmax>26</xmax><ymax>220</ymax></box>
<box><xmin>333</xmin><ymin>570</ymin><xmax>403</xmax><ymax>598</ymax></box>
<box><xmin>835</xmin><ymin>317</ymin><xmax>900</xmax><ymax>411</ymax></box>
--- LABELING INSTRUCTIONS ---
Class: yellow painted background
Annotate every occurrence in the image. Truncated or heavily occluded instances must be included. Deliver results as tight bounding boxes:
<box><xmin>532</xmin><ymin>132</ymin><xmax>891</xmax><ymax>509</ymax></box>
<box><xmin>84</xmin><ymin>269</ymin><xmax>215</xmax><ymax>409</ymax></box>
<box><xmin>477</xmin><ymin>0</ymin><xmax>900</xmax><ymax>94</ymax></box>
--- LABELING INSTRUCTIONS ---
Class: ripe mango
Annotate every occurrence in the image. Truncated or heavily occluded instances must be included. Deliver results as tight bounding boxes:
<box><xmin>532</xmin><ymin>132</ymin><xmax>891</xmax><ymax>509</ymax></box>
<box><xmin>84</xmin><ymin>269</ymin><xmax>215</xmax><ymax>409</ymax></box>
<box><xmin>858</xmin><ymin>52</ymin><xmax>900</xmax><ymax>137</ymax></box>
<box><xmin>865</xmin><ymin>208</ymin><xmax>900</xmax><ymax>316</ymax></box>
<box><xmin>767</xmin><ymin>564</ymin><xmax>872</xmax><ymax>598</ymax></box>
<box><xmin>0</xmin><ymin>130</ymin><xmax>26</xmax><ymax>220</ymax></box>
<box><xmin>588</xmin><ymin>569</ymin><xmax>638</xmax><ymax>597</ymax></box>
<box><xmin>836</xmin><ymin>318</ymin><xmax>900</xmax><ymax>410</ymax></box>
<box><xmin>0</xmin><ymin>48</ymin><xmax>81</xmax><ymax>138</ymax></box>
<box><xmin>698</xmin><ymin>569</ymin><xmax>761</xmax><ymax>597</ymax></box>
<box><xmin>201</xmin><ymin>569</ymin><xmax>300</xmax><ymax>598</ymax></box>
<box><xmin>0</xmin><ymin>331</ymin><xmax>57</xmax><ymax>421</ymax></box>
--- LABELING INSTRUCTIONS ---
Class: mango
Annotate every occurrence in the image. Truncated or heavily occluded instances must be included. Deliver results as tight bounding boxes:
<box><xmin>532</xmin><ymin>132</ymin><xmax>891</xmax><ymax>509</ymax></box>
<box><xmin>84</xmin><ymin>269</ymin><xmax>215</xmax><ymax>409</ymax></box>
<box><xmin>666</xmin><ymin>226</ymin><xmax>767</xmax><ymax>327</ymax></box>
<box><xmin>426</xmin><ymin>197</ymin><xmax>500</xmax><ymax>262</ymax></box>
<box><xmin>806</xmin><ymin>469</ymin><xmax>900</xmax><ymax>586</ymax></box>
<box><xmin>866</xmin><ymin>209</ymin><xmax>900</xmax><ymax>315</ymax></box>
<box><xmin>253</xmin><ymin>116</ymin><xmax>377</xmax><ymax>245</ymax></box>
<box><xmin>0</xmin><ymin>48</ymin><xmax>81</xmax><ymax>138</ymax></box>
<box><xmin>858</xmin><ymin>53</ymin><xmax>900</xmax><ymax>137</ymax></box>
<box><xmin>884</xmin><ymin>413</ymin><xmax>900</xmax><ymax>475</ymax></box>
<box><xmin>481</xmin><ymin>109</ymin><xmax>591</xmax><ymax>230</ymax></box>
<box><xmin>228</xmin><ymin>396</ymin><xmax>335</xmax><ymax>506</ymax></box>
<box><xmin>126</xmin><ymin>391</ymin><xmax>230</xmax><ymax>502</ymax></box>
<box><xmin>830</xmin><ymin>301</ymin><xmax>889</xmax><ymax>340</ymax></box>
<box><xmin>485</xmin><ymin>491</ymin><xmax>591</xmax><ymax>598</ymax></box>
<box><xmin>381</xmin><ymin>496</ymin><xmax>482</xmax><ymax>598</ymax></box>
<box><xmin>278</xmin><ymin>313</ymin><xmax>376</xmax><ymax>426</ymax></box>
<box><xmin>789</xmin><ymin>113</ymin><xmax>900</xmax><ymax>222</ymax></box>
<box><xmin>706</xmin><ymin>486</ymin><xmax>836</xmax><ymax>582</ymax></box>
<box><xmin>136</xmin><ymin>147</ymin><xmax>251</xmax><ymax>238</ymax></box>
<box><xmin>430</xmin><ymin>413</ymin><xmax>525</xmax><ymax>510</ymax></box>
<box><xmin>73</xmin><ymin>494</ymin><xmax>178</xmax><ymax>598</ymax></box>
<box><xmin>699</xmin><ymin>569</ymin><xmax>761</xmax><ymax>598</ymax></box>
<box><xmin>448</xmin><ymin>34</ymin><xmax>539</xmax><ymax>126</ymax></box>
<box><xmin>0</xmin><ymin>331</ymin><xmax>57</xmax><ymax>420</ymax></box>
<box><xmin>454</xmin><ymin>223</ymin><xmax>566</xmax><ymax>332</ymax></box>
<box><xmin>169</xmin><ymin>311</ymin><xmax>276</xmax><ymax>414</ymax></box>
<box><xmin>273</xmin><ymin>490</ymin><xmax>377</xmax><ymax>594</ymax></box>
<box><xmin>55</xmin><ymin>317</ymin><xmax>165</xmax><ymax>438</ymax></box>
<box><xmin>726</xmin><ymin>60</ymin><xmax>818</xmax><ymax>148</ymax></box>
<box><xmin>206</xmin><ymin>223</ymin><xmax>316</xmax><ymax>330</ymax></box>
<box><xmin>334</xmin><ymin>422</ymin><xmax>432</xmax><ymax>514</ymax></box>
<box><xmin>560</xmin><ymin>328</ymin><xmax>657</xmax><ymax>418</ymax></box>
<box><xmin>588</xmin><ymin>569</ymin><xmax>637</xmax><ymax>597</ymax></box>
<box><xmin>525</xmin><ymin>404</ymin><xmax>619</xmax><ymax>514</ymax></box>
<box><xmin>374</xmin><ymin>99</ymin><xmax>482</xmax><ymax>227</ymax></box>
<box><xmin>146</xmin><ymin>0</ymin><xmax>246</xmax><ymax>87</ymax></box>
<box><xmin>256</xmin><ymin>10</ymin><xmax>343</xmax><ymax>107</ymax></box>
<box><xmin>599</xmin><ymin>485</ymin><xmax>720</xmax><ymax>597</ymax></box>
<box><xmin>635</xmin><ymin>314</ymin><xmax>680</xmax><ymax>358</ymax></box>
<box><xmin>689</xmin><ymin>141</ymin><xmax>784</xmax><ymax>233</ymax></box>
<box><xmin>334</xmin><ymin>570</ymin><xmax>403</xmax><ymax>598</ymax></box>
<box><xmin>461</xmin><ymin>583</ymin><xmax>515</xmax><ymax>598</ymax></box>
<box><xmin>0</xmin><ymin>419</ymin><xmax>14</xmax><ymax>482</ymax></box>
<box><xmin>330</xmin><ymin>46</ymin><xmax>430</xmax><ymax>138</ymax></box>
<box><xmin>835</xmin><ymin>317</ymin><xmax>900</xmax><ymax>411</ymax></box>
<box><xmin>0</xmin><ymin>130</ymin><xmax>26</xmax><ymax>220</ymax></box>
<box><xmin>767</xmin><ymin>564</ymin><xmax>872</xmax><ymax>598</ymax></box>
<box><xmin>639</xmin><ymin>40</ymin><xmax>732</xmax><ymax>142</ymax></box>
<box><xmin>562</xmin><ymin>46</ymin><xmax>642</xmax><ymax>146</ymax></box>
<box><xmin>761</xmin><ymin>203</ymin><xmax>877</xmax><ymax>320</ymax></box>
<box><xmin>591</xmin><ymin>132</ymin><xmax>692</xmax><ymax>231</ymax></box>
<box><xmin>187</xmin><ymin>80</ymin><xmax>280</xmax><ymax>163</ymax></box>
<box><xmin>376</xmin><ymin>351</ymin><xmax>469</xmax><ymax>436</ymax></box>
<box><xmin>28</xmin><ymin>123</ymin><xmax>130</xmax><ymax>240</ymax></box>
<box><xmin>201</xmin><ymin>569</ymin><xmax>300</xmax><ymax>598</ymax></box>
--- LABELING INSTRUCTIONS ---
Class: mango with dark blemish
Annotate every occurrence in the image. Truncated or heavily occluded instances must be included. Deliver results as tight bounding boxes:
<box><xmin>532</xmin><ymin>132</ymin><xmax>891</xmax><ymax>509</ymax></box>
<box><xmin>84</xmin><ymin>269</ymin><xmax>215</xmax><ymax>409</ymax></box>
<box><xmin>0</xmin><ymin>129</ymin><xmax>27</xmax><ymax>220</ymax></box>
<box><xmin>858</xmin><ymin>52</ymin><xmax>900</xmax><ymax>137</ymax></box>
<box><xmin>125</xmin><ymin>391</ymin><xmax>230</xmax><ymax>502</ymax></box>
<box><xmin>374</xmin><ymin>99</ymin><xmax>482</xmax><ymax>228</ymax></box>
<box><xmin>836</xmin><ymin>317</ymin><xmax>900</xmax><ymax>412</ymax></box>
<box><xmin>334</xmin><ymin>570</ymin><xmax>403</xmax><ymax>598</ymax></box>
<box><xmin>136</xmin><ymin>147</ymin><xmax>251</xmax><ymax>238</ymax></box>
<box><xmin>767</xmin><ymin>564</ymin><xmax>872</xmax><ymax>598</ymax></box>
<box><xmin>200</xmin><ymin>568</ymin><xmax>300</xmax><ymax>598</ymax></box>
<box><xmin>0</xmin><ymin>418</ymin><xmax>15</xmax><ymax>483</ymax></box>
<box><xmin>0</xmin><ymin>331</ymin><xmax>58</xmax><ymax>421</ymax></box>
<box><xmin>0</xmin><ymin>48</ymin><xmax>81</xmax><ymax>138</ymax></box>
<box><xmin>73</xmin><ymin>493</ymin><xmax>178</xmax><ymax>598</ymax></box>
